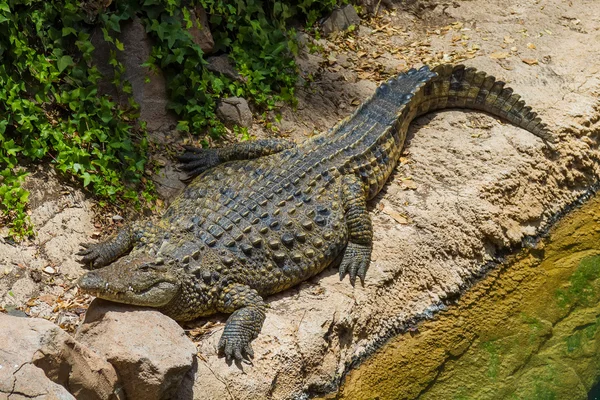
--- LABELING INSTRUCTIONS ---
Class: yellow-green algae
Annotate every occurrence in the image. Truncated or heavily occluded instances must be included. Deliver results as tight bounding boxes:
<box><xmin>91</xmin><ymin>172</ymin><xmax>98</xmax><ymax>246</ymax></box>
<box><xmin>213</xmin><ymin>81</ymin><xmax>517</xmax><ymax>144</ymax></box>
<box><xmin>331</xmin><ymin>194</ymin><xmax>600</xmax><ymax>400</ymax></box>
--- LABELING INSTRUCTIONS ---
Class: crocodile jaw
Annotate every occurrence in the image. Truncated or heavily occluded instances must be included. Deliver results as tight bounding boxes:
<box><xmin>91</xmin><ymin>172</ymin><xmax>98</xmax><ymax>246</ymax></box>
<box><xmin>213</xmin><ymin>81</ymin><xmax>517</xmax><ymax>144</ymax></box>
<box><xmin>78</xmin><ymin>257</ymin><xmax>180</xmax><ymax>307</ymax></box>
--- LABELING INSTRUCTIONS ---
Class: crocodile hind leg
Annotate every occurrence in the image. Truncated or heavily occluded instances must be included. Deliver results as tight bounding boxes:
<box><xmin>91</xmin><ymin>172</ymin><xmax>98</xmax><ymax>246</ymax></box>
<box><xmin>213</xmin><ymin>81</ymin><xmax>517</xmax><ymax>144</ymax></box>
<box><xmin>339</xmin><ymin>174</ymin><xmax>373</xmax><ymax>286</ymax></box>
<box><xmin>178</xmin><ymin>138</ymin><xmax>296</xmax><ymax>180</ymax></box>
<box><xmin>217</xmin><ymin>283</ymin><xmax>266</xmax><ymax>363</ymax></box>
<box><xmin>77</xmin><ymin>223</ymin><xmax>143</xmax><ymax>269</ymax></box>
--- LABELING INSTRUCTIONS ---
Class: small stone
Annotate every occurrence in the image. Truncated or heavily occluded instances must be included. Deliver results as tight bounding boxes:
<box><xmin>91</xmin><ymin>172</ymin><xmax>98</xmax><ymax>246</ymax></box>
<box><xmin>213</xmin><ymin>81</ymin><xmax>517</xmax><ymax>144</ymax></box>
<box><xmin>43</xmin><ymin>266</ymin><xmax>56</xmax><ymax>275</ymax></box>
<box><xmin>206</xmin><ymin>55</ymin><xmax>243</xmax><ymax>81</ymax></box>
<box><xmin>321</xmin><ymin>6</ymin><xmax>360</xmax><ymax>36</ymax></box>
<box><xmin>216</xmin><ymin>97</ymin><xmax>253</xmax><ymax>128</ymax></box>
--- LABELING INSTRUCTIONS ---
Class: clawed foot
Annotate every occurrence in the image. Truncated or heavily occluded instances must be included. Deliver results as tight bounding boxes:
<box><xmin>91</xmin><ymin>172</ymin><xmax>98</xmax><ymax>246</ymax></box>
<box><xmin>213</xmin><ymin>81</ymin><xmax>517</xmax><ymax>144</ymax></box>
<box><xmin>218</xmin><ymin>333</ymin><xmax>255</xmax><ymax>365</ymax></box>
<box><xmin>217</xmin><ymin>307</ymin><xmax>263</xmax><ymax>365</ymax></box>
<box><xmin>339</xmin><ymin>242</ymin><xmax>372</xmax><ymax>286</ymax></box>
<box><xmin>77</xmin><ymin>242</ymin><xmax>112</xmax><ymax>269</ymax></box>
<box><xmin>177</xmin><ymin>145</ymin><xmax>219</xmax><ymax>181</ymax></box>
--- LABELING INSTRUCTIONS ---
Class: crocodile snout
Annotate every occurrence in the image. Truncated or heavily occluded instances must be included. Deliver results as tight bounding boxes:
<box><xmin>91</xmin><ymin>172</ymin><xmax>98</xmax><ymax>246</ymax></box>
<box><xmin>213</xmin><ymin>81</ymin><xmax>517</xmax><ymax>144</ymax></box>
<box><xmin>78</xmin><ymin>271</ymin><xmax>104</xmax><ymax>291</ymax></box>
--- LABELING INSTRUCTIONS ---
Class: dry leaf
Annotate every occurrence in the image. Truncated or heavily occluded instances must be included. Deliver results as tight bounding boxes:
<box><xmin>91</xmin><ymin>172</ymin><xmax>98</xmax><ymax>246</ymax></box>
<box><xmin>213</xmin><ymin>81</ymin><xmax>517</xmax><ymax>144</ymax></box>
<box><xmin>38</xmin><ymin>294</ymin><xmax>56</xmax><ymax>305</ymax></box>
<box><xmin>382</xmin><ymin>208</ymin><xmax>410</xmax><ymax>224</ymax></box>
<box><xmin>490</xmin><ymin>51</ymin><xmax>509</xmax><ymax>59</ymax></box>
<box><xmin>521</xmin><ymin>58</ymin><xmax>539</xmax><ymax>65</ymax></box>
<box><xmin>401</xmin><ymin>179</ymin><xmax>418</xmax><ymax>190</ymax></box>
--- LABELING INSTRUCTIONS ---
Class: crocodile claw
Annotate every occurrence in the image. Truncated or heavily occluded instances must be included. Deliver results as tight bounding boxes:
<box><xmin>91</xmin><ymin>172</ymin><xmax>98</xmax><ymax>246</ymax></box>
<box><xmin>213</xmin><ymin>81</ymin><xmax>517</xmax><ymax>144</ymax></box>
<box><xmin>339</xmin><ymin>242</ymin><xmax>372</xmax><ymax>286</ymax></box>
<box><xmin>218</xmin><ymin>333</ymin><xmax>255</xmax><ymax>365</ymax></box>
<box><xmin>77</xmin><ymin>242</ymin><xmax>111</xmax><ymax>269</ymax></box>
<box><xmin>177</xmin><ymin>146</ymin><xmax>220</xmax><ymax>180</ymax></box>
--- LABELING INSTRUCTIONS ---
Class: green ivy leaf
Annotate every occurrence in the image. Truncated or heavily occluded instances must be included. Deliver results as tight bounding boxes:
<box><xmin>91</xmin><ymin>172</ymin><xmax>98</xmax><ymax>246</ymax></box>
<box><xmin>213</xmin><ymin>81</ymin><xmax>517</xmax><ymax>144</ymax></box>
<box><xmin>57</xmin><ymin>55</ymin><xmax>73</xmax><ymax>72</ymax></box>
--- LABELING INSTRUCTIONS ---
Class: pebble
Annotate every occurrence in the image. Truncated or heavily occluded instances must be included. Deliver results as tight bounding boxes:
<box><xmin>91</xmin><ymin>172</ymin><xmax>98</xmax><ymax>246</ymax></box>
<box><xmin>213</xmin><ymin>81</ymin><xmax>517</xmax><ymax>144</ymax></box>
<box><xmin>43</xmin><ymin>266</ymin><xmax>56</xmax><ymax>275</ymax></box>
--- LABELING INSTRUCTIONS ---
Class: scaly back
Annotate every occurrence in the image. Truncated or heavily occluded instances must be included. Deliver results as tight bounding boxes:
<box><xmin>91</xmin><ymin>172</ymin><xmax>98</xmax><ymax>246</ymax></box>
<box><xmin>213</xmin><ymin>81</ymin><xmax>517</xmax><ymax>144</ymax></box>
<box><xmin>297</xmin><ymin>64</ymin><xmax>552</xmax><ymax>199</ymax></box>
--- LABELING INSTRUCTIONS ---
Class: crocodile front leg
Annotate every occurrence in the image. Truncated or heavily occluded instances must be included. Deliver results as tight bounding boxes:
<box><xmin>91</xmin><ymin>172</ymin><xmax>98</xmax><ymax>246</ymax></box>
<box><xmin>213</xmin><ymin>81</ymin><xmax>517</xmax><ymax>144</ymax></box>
<box><xmin>217</xmin><ymin>283</ymin><xmax>266</xmax><ymax>363</ymax></box>
<box><xmin>178</xmin><ymin>138</ymin><xmax>296</xmax><ymax>180</ymax></box>
<box><xmin>339</xmin><ymin>174</ymin><xmax>373</xmax><ymax>286</ymax></box>
<box><xmin>77</xmin><ymin>223</ymin><xmax>141</xmax><ymax>269</ymax></box>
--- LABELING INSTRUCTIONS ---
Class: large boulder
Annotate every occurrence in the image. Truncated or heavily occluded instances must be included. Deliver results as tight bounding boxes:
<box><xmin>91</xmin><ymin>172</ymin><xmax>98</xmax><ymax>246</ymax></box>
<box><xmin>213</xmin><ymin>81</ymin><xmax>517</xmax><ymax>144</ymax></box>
<box><xmin>0</xmin><ymin>313</ymin><xmax>121</xmax><ymax>400</ymax></box>
<box><xmin>75</xmin><ymin>299</ymin><xmax>197</xmax><ymax>400</ymax></box>
<box><xmin>91</xmin><ymin>17</ymin><xmax>177</xmax><ymax>132</ymax></box>
<box><xmin>187</xmin><ymin>6</ymin><xmax>214</xmax><ymax>54</ymax></box>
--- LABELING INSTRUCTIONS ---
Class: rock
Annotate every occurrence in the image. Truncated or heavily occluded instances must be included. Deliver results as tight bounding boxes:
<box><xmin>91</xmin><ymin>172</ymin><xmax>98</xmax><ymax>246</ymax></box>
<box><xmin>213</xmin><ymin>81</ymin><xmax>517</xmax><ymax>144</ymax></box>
<box><xmin>153</xmin><ymin>162</ymin><xmax>186</xmax><ymax>202</ymax></box>
<box><xmin>187</xmin><ymin>6</ymin><xmax>214</xmax><ymax>53</ymax></box>
<box><xmin>0</xmin><ymin>314</ymin><xmax>121</xmax><ymax>400</ymax></box>
<box><xmin>206</xmin><ymin>55</ymin><xmax>244</xmax><ymax>82</ymax></box>
<box><xmin>321</xmin><ymin>5</ymin><xmax>361</xmax><ymax>35</ymax></box>
<box><xmin>76</xmin><ymin>299</ymin><xmax>197</xmax><ymax>400</ymax></box>
<box><xmin>216</xmin><ymin>97</ymin><xmax>253</xmax><ymax>128</ymax></box>
<box><xmin>91</xmin><ymin>17</ymin><xmax>177</xmax><ymax>132</ymax></box>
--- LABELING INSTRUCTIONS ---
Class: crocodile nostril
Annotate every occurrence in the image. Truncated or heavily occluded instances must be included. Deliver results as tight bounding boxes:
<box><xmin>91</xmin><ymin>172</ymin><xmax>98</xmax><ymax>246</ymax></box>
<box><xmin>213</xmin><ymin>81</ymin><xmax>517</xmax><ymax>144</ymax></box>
<box><xmin>78</xmin><ymin>271</ymin><xmax>102</xmax><ymax>290</ymax></box>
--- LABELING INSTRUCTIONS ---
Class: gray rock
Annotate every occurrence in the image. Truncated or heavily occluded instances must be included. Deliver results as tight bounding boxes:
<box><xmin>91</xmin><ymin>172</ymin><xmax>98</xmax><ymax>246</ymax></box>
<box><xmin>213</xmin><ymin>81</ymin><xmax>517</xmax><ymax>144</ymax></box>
<box><xmin>0</xmin><ymin>314</ymin><xmax>122</xmax><ymax>400</ymax></box>
<box><xmin>322</xmin><ymin>5</ymin><xmax>361</xmax><ymax>35</ymax></box>
<box><xmin>76</xmin><ymin>299</ymin><xmax>197</xmax><ymax>400</ymax></box>
<box><xmin>153</xmin><ymin>162</ymin><xmax>186</xmax><ymax>202</ymax></box>
<box><xmin>187</xmin><ymin>6</ymin><xmax>214</xmax><ymax>54</ymax></box>
<box><xmin>216</xmin><ymin>97</ymin><xmax>253</xmax><ymax>128</ymax></box>
<box><xmin>206</xmin><ymin>55</ymin><xmax>244</xmax><ymax>82</ymax></box>
<box><xmin>91</xmin><ymin>17</ymin><xmax>177</xmax><ymax>132</ymax></box>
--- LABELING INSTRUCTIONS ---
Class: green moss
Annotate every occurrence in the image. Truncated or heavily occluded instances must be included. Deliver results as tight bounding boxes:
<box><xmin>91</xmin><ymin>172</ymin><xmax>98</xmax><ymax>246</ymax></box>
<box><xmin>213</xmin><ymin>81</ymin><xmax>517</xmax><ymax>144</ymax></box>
<box><xmin>521</xmin><ymin>314</ymin><xmax>545</xmax><ymax>345</ymax></box>
<box><xmin>556</xmin><ymin>255</ymin><xmax>600</xmax><ymax>308</ymax></box>
<box><xmin>529</xmin><ymin>367</ymin><xmax>558</xmax><ymax>400</ymax></box>
<box><xmin>482</xmin><ymin>340</ymin><xmax>500</xmax><ymax>380</ymax></box>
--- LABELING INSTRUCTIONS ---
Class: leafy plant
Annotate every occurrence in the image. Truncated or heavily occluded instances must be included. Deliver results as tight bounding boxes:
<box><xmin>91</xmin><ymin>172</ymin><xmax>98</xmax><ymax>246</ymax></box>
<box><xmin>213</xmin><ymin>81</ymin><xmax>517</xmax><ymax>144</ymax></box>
<box><xmin>0</xmin><ymin>0</ymin><xmax>343</xmax><ymax>239</ymax></box>
<box><xmin>0</xmin><ymin>0</ymin><xmax>151</xmax><ymax>239</ymax></box>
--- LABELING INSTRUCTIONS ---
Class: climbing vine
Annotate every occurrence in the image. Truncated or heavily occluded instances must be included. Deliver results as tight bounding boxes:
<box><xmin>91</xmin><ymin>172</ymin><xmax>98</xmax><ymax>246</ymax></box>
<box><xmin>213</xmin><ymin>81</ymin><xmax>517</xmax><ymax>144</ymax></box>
<box><xmin>0</xmin><ymin>0</ymin><xmax>343</xmax><ymax>239</ymax></box>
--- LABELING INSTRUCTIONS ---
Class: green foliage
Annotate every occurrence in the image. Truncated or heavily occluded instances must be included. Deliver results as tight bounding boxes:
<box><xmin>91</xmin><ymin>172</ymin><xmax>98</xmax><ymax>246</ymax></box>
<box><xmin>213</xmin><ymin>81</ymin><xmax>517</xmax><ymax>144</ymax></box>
<box><xmin>0</xmin><ymin>0</ymin><xmax>342</xmax><ymax>239</ymax></box>
<box><xmin>0</xmin><ymin>0</ymin><xmax>149</xmax><ymax>239</ymax></box>
<box><xmin>133</xmin><ymin>0</ymin><xmax>343</xmax><ymax>137</ymax></box>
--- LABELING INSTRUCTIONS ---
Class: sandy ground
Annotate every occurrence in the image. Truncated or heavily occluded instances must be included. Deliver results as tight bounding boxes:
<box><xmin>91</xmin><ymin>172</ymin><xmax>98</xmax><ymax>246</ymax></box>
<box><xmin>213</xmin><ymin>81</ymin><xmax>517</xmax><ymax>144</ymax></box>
<box><xmin>2</xmin><ymin>0</ymin><xmax>600</xmax><ymax>399</ymax></box>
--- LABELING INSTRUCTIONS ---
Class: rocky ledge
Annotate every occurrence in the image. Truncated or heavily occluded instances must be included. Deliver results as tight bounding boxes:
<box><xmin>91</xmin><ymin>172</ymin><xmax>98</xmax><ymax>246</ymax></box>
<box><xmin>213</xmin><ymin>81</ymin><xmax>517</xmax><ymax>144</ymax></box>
<box><xmin>2</xmin><ymin>0</ymin><xmax>600</xmax><ymax>399</ymax></box>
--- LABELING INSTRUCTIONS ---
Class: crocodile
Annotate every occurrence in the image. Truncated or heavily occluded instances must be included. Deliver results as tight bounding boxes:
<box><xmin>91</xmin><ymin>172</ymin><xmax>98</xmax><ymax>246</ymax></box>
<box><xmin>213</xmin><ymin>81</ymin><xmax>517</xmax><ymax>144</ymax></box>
<box><xmin>77</xmin><ymin>64</ymin><xmax>553</xmax><ymax>363</ymax></box>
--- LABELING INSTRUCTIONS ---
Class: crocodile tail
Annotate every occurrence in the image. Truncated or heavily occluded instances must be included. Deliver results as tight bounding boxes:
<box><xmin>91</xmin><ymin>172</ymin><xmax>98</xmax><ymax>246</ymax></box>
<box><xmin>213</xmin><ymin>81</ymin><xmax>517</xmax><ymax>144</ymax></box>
<box><xmin>415</xmin><ymin>64</ymin><xmax>554</xmax><ymax>143</ymax></box>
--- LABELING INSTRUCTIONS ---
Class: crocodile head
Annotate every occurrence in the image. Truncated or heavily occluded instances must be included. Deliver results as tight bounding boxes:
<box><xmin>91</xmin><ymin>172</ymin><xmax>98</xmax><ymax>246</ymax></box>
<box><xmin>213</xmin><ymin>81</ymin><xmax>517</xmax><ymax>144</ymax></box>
<box><xmin>78</xmin><ymin>254</ymin><xmax>180</xmax><ymax>307</ymax></box>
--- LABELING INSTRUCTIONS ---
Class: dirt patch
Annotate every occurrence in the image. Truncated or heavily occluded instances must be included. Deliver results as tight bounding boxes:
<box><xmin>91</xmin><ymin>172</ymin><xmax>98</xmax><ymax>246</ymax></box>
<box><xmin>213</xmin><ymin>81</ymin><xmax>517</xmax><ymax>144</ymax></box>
<box><xmin>2</xmin><ymin>0</ymin><xmax>600</xmax><ymax>399</ymax></box>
